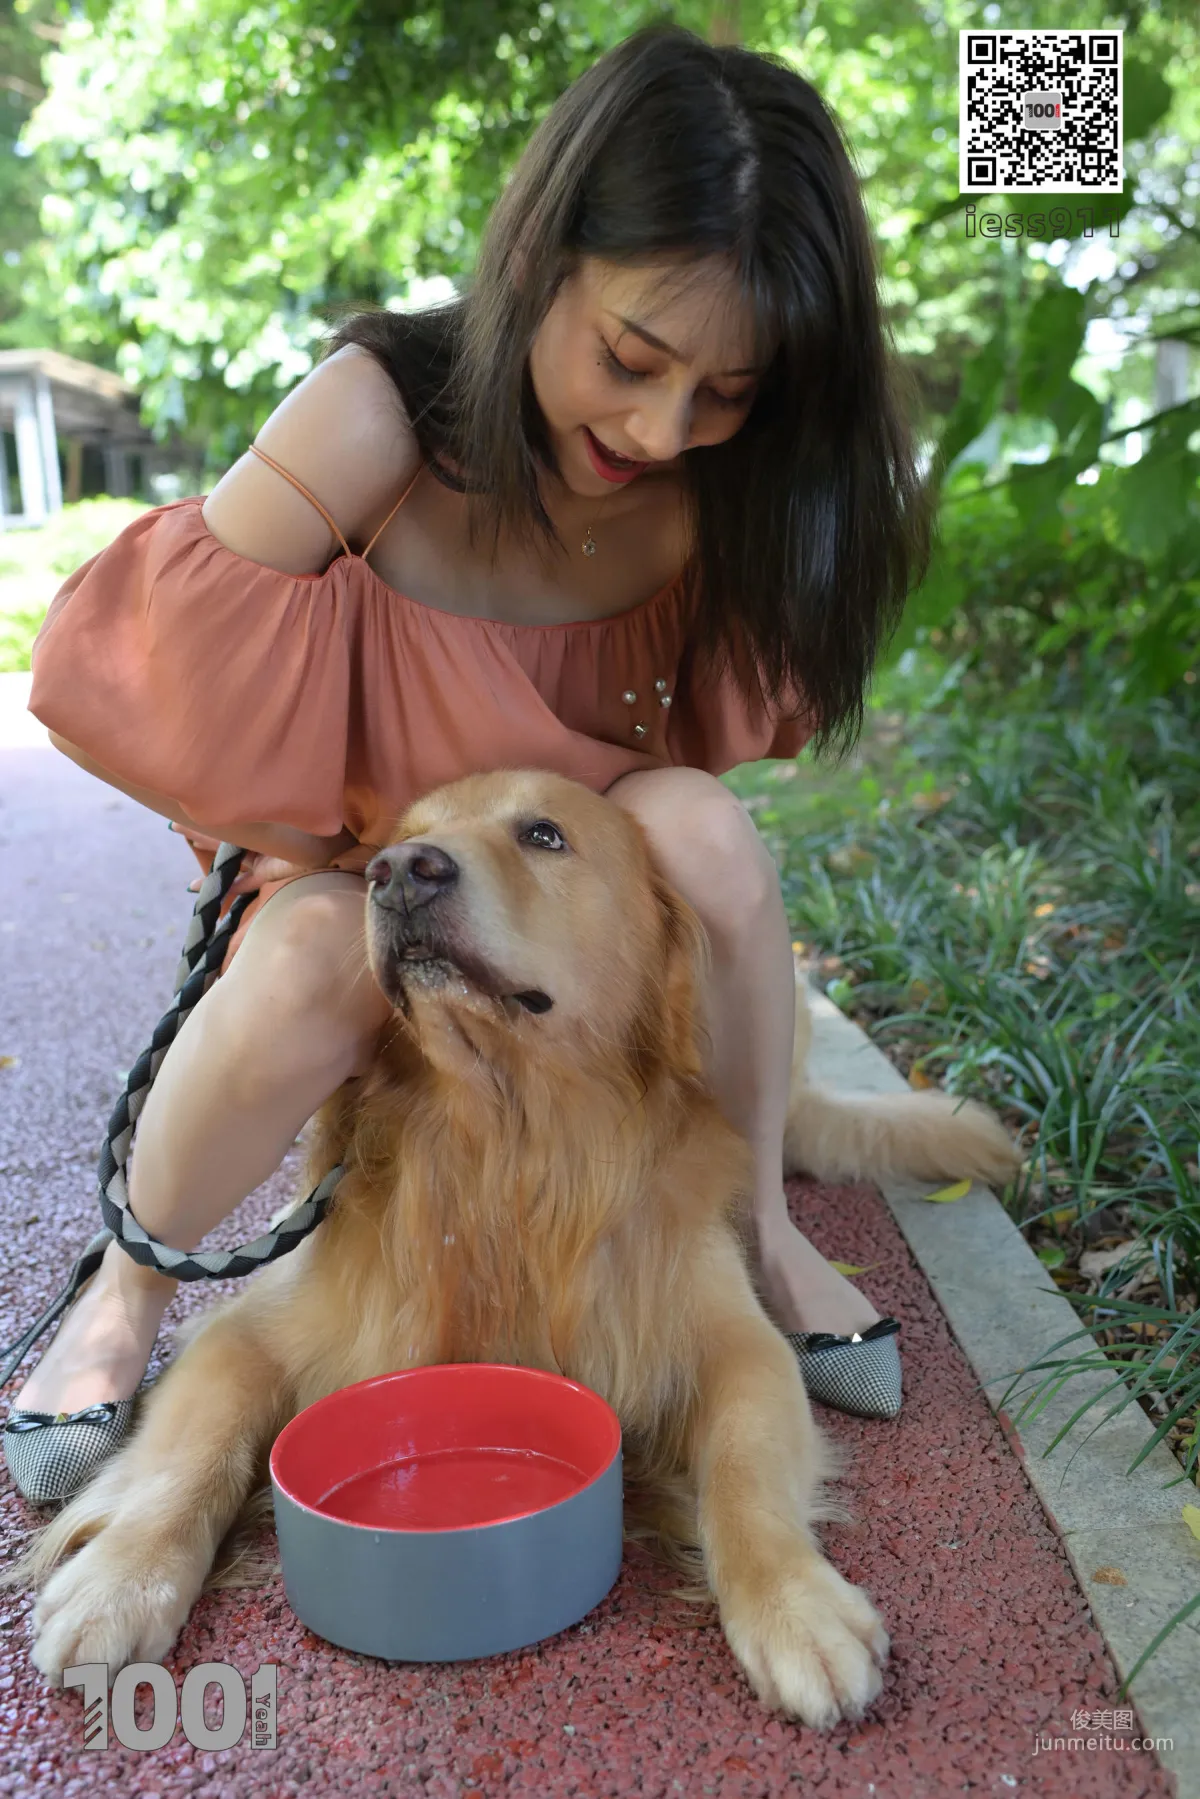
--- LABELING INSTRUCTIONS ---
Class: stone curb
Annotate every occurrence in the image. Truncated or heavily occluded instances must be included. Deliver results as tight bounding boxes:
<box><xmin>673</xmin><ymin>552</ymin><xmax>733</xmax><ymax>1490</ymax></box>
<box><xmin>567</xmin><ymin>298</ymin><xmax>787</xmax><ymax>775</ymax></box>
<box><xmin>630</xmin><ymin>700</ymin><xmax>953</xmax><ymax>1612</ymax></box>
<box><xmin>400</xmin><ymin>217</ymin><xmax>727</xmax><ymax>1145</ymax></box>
<box><xmin>808</xmin><ymin>984</ymin><xmax>1199</xmax><ymax>1799</ymax></box>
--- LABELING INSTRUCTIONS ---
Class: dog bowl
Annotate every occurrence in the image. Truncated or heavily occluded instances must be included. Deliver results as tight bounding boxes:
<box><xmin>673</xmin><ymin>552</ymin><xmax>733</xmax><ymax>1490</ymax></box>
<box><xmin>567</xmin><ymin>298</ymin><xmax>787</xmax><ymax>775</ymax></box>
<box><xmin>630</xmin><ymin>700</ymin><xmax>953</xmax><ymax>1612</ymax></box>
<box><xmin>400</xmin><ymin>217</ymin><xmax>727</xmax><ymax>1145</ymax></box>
<box><xmin>269</xmin><ymin>1364</ymin><xmax>623</xmax><ymax>1662</ymax></box>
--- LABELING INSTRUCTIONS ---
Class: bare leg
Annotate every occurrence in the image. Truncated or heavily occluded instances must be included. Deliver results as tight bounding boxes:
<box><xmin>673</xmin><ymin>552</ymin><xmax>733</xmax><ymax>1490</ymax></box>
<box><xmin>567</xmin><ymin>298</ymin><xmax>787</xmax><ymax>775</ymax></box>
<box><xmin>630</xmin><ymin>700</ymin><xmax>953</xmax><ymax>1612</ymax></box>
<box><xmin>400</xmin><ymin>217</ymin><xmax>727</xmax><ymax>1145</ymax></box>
<box><xmin>604</xmin><ymin>766</ymin><xmax>882</xmax><ymax>1341</ymax></box>
<box><xmin>699</xmin><ymin>887</ymin><xmax>882</xmax><ymax>1339</ymax></box>
<box><xmin>14</xmin><ymin>873</ymin><xmax>392</xmax><ymax>1414</ymax></box>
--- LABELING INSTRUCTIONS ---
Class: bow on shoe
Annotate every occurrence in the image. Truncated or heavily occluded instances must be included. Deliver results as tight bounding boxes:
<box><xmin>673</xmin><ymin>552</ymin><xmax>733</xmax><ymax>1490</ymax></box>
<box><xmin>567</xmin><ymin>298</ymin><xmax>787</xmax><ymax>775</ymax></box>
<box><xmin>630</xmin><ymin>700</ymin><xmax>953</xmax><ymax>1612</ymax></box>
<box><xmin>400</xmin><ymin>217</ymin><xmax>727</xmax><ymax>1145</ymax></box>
<box><xmin>4</xmin><ymin>1402</ymin><xmax>123</xmax><ymax>1432</ymax></box>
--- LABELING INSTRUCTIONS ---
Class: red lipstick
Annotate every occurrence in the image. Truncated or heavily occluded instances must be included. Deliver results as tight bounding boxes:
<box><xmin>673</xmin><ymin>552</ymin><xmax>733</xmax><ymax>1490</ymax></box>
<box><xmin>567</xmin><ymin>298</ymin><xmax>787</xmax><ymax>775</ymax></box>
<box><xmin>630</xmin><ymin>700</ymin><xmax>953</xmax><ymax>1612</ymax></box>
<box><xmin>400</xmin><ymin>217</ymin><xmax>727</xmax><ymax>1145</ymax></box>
<box><xmin>583</xmin><ymin>427</ymin><xmax>648</xmax><ymax>484</ymax></box>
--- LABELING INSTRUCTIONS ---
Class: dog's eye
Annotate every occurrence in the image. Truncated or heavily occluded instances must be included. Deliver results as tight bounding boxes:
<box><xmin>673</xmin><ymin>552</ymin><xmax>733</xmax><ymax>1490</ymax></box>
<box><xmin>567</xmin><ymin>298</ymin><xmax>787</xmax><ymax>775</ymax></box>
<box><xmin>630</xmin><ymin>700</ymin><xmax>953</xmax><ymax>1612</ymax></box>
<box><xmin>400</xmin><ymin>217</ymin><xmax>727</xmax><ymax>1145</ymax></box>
<box><xmin>523</xmin><ymin>820</ymin><xmax>567</xmax><ymax>851</ymax></box>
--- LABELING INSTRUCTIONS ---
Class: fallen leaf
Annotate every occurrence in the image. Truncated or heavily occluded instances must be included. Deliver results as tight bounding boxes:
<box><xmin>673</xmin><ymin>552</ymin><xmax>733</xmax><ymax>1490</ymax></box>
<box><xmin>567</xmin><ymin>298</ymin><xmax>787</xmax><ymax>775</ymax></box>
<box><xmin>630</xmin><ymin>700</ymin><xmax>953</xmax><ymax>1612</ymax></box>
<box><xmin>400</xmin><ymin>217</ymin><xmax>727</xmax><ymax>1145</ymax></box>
<box><xmin>924</xmin><ymin>1178</ymin><xmax>972</xmax><ymax>1203</ymax></box>
<box><xmin>0</xmin><ymin>1055</ymin><xmax>19</xmax><ymax>1071</ymax></box>
<box><xmin>1078</xmin><ymin>1239</ymin><xmax>1148</xmax><ymax>1279</ymax></box>
<box><xmin>910</xmin><ymin>789</ymin><xmax>954</xmax><ymax>814</ymax></box>
<box><xmin>1116</xmin><ymin>1265</ymin><xmax>1162</xmax><ymax>1301</ymax></box>
<box><xmin>826</xmin><ymin>845</ymin><xmax>876</xmax><ymax>876</ymax></box>
<box><xmin>1091</xmin><ymin>1567</ymin><xmax>1128</xmax><ymax>1586</ymax></box>
<box><xmin>1182</xmin><ymin>1505</ymin><xmax>1200</xmax><ymax>1544</ymax></box>
<box><xmin>909</xmin><ymin>1066</ymin><xmax>935</xmax><ymax>1090</ymax></box>
<box><xmin>1034</xmin><ymin>902</ymin><xmax>1056</xmax><ymax>917</ymax></box>
<box><xmin>830</xmin><ymin>1262</ymin><xmax>881</xmax><ymax>1277</ymax></box>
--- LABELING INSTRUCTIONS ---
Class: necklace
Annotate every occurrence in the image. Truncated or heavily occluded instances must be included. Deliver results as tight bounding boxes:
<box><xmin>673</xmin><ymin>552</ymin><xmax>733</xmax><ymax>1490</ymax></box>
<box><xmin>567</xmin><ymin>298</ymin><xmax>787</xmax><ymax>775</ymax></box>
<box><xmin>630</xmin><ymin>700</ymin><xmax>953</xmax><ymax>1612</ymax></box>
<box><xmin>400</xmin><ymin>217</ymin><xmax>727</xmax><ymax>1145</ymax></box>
<box><xmin>581</xmin><ymin>486</ymin><xmax>622</xmax><ymax>557</ymax></box>
<box><xmin>574</xmin><ymin>479</ymin><xmax>675</xmax><ymax>743</ymax></box>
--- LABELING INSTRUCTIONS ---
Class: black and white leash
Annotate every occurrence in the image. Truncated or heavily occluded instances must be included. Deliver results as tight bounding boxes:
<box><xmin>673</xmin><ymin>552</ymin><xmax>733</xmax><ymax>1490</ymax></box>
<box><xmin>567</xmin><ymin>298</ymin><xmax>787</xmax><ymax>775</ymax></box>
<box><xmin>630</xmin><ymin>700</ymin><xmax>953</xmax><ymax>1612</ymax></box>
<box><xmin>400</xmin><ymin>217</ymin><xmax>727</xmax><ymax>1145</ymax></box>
<box><xmin>0</xmin><ymin>841</ymin><xmax>345</xmax><ymax>1389</ymax></box>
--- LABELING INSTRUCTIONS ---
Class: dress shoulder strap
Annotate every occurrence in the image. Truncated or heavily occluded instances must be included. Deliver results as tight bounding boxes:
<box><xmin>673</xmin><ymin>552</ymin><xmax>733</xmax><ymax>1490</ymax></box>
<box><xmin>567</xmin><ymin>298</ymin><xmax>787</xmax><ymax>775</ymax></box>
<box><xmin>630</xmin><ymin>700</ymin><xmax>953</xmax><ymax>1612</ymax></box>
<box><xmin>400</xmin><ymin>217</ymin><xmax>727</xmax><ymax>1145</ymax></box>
<box><xmin>361</xmin><ymin>459</ymin><xmax>425</xmax><ymax>559</ymax></box>
<box><xmin>248</xmin><ymin>441</ymin><xmax>426</xmax><ymax>566</ymax></box>
<box><xmin>248</xmin><ymin>442</ymin><xmax>352</xmax><ymax>561</ymax></box>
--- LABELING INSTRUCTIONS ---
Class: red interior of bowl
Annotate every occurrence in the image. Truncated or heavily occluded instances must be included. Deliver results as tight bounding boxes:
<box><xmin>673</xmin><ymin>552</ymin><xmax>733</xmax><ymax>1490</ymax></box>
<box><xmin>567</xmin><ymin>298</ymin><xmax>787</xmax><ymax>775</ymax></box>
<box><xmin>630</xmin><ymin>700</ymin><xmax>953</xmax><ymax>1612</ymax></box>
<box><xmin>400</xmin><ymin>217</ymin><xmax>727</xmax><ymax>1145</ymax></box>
<box><xmin>270</xmin><ymin>1364</ymin><xmax>621</xmax><ymax>1532</ymax></box>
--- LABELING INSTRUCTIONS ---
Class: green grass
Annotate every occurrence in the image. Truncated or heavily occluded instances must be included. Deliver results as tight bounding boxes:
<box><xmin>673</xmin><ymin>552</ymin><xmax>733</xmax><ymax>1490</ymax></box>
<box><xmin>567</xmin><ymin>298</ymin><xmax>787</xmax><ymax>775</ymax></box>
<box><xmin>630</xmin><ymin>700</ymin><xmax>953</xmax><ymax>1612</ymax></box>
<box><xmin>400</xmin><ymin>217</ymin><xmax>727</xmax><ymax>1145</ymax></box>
<box><xmin>725</xmin><ymin>649</ymin><xmax>1199</xmax><ymax>1693</ymax></box>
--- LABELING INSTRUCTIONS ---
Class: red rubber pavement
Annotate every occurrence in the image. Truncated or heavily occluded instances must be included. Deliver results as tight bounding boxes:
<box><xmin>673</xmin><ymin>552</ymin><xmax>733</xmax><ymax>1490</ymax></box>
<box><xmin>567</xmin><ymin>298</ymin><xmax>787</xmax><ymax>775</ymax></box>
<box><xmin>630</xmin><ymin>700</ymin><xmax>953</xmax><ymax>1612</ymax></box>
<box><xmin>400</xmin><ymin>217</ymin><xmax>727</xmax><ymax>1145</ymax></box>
<box><xmin>0</xmin><ymin>732</ymin><xmax>1177</xmax><ymax>1798</ymax></box>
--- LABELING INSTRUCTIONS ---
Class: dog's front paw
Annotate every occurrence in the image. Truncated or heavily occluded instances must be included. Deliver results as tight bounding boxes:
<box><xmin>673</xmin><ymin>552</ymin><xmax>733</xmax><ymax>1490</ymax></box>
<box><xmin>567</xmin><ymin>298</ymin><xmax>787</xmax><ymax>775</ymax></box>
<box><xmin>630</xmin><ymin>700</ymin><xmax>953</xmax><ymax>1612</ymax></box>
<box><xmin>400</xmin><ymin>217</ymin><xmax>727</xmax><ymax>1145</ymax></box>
<box><xmin>720</xmin><ymin>1550</ymin><xmax>889</xmax><ymax>1729</ymax></box>
<box><xmin>31</xmin><ymin>1533</ymin><xmax>196</xmax><ymax>1687</ymax></box>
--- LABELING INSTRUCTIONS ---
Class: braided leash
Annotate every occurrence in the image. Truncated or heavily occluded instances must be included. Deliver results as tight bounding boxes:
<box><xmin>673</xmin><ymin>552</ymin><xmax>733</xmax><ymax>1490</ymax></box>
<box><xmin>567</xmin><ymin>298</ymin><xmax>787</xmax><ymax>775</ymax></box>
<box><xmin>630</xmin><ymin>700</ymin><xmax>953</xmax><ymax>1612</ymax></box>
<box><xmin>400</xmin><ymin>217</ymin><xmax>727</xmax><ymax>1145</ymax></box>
<box><xmin>0</xmin><ymin>841</ymin><xmax>345</xmax><ymax>1388</ymax></box>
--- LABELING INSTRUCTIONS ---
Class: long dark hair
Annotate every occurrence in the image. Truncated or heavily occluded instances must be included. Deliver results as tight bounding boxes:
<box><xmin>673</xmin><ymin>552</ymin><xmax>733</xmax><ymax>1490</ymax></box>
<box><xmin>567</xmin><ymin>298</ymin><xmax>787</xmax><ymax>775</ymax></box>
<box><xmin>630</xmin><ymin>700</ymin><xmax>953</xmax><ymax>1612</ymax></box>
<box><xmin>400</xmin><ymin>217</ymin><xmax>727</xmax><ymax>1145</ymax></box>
<box><xmin>321</xmin><ymin>23</ymin><xmax>931</xmax><ymax>760</ymax></box>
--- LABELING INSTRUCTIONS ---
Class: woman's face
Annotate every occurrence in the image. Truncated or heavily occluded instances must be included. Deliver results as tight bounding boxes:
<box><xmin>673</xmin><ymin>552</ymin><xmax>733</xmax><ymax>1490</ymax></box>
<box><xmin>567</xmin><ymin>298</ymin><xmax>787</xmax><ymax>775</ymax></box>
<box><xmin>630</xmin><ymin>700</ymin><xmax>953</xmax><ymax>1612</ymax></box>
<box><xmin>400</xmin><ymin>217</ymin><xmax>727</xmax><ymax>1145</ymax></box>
<box><xmin>527</xmin><ymin>255</ymin><xmax>766</xmax><ymax>502</ymax></box>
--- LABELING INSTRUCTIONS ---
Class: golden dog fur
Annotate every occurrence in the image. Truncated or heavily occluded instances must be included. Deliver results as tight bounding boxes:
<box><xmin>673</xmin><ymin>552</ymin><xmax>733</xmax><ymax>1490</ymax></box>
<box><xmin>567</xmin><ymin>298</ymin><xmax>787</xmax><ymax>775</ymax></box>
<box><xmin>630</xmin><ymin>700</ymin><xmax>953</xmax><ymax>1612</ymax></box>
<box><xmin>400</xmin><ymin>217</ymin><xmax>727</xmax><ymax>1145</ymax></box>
<box><xmin>3</xmin><ymin>770</ymin><xmax>1020</xmax><ymax>1727</ymax></box>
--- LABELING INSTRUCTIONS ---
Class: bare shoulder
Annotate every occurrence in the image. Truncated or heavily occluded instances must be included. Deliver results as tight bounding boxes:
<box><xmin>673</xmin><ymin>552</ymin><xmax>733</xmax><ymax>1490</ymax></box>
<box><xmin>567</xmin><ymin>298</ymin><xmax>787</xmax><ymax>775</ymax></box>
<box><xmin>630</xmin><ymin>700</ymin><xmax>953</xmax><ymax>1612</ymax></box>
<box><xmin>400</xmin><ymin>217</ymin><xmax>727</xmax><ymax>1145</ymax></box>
<box><xmin>201</xmin><ymin>342</ymin><xmax>423</xmax><ymax>576</ymax></box>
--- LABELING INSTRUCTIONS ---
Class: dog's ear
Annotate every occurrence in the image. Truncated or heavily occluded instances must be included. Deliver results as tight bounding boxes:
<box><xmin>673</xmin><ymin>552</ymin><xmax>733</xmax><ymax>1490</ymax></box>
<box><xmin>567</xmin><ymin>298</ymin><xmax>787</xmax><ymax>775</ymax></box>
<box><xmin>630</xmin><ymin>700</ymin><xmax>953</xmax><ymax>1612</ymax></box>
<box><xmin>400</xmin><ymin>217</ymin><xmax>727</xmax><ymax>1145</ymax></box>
<box><xmin>648</xmin><ymin>873</ymin><xmax>713</xmax><ymax>1078</ymax></box>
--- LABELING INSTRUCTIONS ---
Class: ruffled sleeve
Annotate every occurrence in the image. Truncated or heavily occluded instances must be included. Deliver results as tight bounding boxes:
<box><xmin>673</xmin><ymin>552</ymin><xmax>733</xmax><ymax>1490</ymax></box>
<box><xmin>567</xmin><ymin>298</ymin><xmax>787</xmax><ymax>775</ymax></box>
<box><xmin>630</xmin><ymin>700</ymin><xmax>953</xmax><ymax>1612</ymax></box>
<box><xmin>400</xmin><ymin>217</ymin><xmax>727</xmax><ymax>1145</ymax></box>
<box><xmin>27</xmin><ymin>498</ymin><xmax>353</xmax><ymax>838</ymax></box>
<box><xmin>666</xmin><ymin>627</ymin><xmax>814</xmax><ymax>775</ymax></box>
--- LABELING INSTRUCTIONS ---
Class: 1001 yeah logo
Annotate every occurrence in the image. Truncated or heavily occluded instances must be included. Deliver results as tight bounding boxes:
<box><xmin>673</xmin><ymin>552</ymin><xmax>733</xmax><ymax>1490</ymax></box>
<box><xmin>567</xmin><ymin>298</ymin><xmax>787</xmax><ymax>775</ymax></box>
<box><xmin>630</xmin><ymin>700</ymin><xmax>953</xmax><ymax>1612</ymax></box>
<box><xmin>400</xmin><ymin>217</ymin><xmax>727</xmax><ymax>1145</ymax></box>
<box><xmin>65</xmin><ymin>1661</ymin><xmax>278</xmax><ymax>1750</ymax></box>
<box><xmin>1023</xmin><ymin>90</ymin><xmax>1063</xmax><ymax>128</ymax></box>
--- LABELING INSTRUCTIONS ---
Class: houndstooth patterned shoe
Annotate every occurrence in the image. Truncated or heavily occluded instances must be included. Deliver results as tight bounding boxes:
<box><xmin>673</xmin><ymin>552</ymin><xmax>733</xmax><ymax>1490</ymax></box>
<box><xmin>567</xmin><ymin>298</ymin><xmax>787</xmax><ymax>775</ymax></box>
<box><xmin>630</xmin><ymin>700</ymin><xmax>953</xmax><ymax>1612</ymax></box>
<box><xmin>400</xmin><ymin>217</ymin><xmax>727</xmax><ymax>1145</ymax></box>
<box><xmin>3</xmin><ymin>1398</ymin><xmax>138</xmax><ymax>1506</ymax></box>
<box><xmin>786</xmin><ymin>1316</ymin><xmax>903</xmax><ymax>1420</ymax></box>
<box><xmin>2</xmin><ymin>1229</ymin><xmax>145</xmax><ymax>1506</ymax></box>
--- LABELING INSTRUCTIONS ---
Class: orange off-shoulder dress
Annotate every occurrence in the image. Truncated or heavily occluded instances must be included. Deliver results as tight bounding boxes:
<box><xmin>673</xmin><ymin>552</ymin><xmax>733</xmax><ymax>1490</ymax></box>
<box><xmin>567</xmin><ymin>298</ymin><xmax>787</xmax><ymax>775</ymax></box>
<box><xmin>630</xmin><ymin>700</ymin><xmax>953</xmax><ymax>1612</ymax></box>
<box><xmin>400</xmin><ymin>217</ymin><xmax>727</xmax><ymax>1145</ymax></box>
<box><xmin>28</xmin><ymin>444</ymin><xmax>812</xmax><ymax>974</ymax></box>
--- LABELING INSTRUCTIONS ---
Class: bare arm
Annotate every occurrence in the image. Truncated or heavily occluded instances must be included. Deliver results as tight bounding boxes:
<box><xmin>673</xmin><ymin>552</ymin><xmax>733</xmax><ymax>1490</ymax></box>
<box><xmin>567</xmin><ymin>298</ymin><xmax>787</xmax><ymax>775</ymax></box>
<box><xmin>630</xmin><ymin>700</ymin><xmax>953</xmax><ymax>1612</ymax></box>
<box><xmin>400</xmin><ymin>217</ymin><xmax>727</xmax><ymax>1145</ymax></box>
<box><xmin>44</xmin><ymin>343</ymin><xmax>416</xmax><ymax>869</ymax></box>
<box><xmin>200</xmin><ymin>340</ymin><xmax>421</xmax><ymax>573</ymax></box>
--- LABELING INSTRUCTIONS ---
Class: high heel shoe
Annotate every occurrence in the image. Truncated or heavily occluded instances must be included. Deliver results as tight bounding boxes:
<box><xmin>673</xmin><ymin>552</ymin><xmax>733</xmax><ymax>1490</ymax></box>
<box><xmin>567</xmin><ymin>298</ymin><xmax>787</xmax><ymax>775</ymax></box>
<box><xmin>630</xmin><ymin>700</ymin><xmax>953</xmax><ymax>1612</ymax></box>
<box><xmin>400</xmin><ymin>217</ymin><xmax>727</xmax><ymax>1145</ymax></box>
<box><xmin>1</xmin><ymin>1230</ymin><xmax>149</xmax><ymax>1506</ymax></box>
<box><xmin>786</xmin><ymin>1316</ymin><xmax>903</xmax><ymax>1420</ymax></box>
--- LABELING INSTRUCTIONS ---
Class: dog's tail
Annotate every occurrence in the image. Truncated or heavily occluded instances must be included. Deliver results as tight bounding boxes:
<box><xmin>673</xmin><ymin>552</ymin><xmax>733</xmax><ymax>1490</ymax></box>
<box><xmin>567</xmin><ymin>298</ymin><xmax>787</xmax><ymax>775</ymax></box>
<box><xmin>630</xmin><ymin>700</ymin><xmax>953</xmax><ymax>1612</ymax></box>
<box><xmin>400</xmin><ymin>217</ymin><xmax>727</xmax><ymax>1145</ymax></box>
<box><xmin>784</xmin><ymin>977</ymin><xmax>1021</xmax><ymax>1190</ymax></box>
<box><xmin>783</xmin><ymin>1083</ymin><xmax>1021</xmax><ymax>1189</ymax></box>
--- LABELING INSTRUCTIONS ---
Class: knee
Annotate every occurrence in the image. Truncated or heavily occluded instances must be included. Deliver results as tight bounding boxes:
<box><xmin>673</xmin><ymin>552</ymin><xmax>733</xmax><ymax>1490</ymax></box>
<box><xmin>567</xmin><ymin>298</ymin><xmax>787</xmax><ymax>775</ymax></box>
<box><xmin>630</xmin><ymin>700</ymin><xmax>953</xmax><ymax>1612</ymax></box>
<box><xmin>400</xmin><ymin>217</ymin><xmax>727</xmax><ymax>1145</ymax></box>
<box><xmin>604</xmin><ymin>766</ymin><xmax>779</xmax><ymax>926</ymax></box>
<box><xmin>235</xmin><ymin>882</ymin><xmax>391</xmax><ymax>1062</ymax></box>
<box><xmin>267</xmin><ymin>884</ymin><xmax>364</xmax><ymax>960</ymax></box>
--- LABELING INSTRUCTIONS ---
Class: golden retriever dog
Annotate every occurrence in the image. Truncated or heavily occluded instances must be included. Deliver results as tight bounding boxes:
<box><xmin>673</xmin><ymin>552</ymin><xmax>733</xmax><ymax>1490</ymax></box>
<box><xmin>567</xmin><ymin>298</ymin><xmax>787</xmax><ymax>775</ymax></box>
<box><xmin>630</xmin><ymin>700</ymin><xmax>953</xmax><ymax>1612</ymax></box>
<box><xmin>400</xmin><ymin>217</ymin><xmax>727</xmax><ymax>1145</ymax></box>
<box><xmin>4</xmin><ymin>770</ymin><xmax>1019</xmax><ymax>1727</ymax></box>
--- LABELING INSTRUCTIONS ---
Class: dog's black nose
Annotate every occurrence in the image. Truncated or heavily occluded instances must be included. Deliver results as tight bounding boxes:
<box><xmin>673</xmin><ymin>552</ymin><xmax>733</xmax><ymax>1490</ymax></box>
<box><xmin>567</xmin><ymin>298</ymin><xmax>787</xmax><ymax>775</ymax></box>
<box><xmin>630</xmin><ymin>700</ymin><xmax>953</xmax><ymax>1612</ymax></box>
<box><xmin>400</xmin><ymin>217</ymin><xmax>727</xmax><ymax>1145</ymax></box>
<box><xmin>366</xmin><ymin>842</ymin><xmax>459</xmax><ymax>912</ymax></box>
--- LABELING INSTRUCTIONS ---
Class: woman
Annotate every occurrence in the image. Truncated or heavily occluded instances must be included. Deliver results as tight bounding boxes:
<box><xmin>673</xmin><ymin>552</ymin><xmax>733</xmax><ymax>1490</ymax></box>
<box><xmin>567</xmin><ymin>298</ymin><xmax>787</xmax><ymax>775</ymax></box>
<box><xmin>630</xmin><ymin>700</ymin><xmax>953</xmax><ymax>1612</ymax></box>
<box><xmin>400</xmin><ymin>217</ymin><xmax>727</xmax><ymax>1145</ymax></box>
<box><xmin>5</xmin><ymin>21</ymin><xmax>931</xmax><ymax>1505</ymax></box>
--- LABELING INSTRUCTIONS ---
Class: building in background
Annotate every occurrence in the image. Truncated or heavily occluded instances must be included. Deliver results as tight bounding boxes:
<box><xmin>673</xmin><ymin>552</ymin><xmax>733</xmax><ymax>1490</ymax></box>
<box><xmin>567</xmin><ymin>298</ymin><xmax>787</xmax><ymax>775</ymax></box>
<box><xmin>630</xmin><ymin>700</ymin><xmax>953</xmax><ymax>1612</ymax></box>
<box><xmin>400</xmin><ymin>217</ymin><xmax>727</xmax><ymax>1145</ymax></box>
<box><xmin>0</xmin><ymin>349</ymin><xmax>202</xmax><ymax>529</ymax></box>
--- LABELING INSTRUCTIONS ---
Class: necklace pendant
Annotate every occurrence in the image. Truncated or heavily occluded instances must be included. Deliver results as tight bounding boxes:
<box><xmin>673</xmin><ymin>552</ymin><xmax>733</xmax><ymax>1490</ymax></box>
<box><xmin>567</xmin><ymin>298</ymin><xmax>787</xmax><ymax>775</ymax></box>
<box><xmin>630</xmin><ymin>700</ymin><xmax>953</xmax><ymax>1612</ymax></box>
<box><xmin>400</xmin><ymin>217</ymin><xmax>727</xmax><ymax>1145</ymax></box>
<box><xmin>582</xmin><ymin>528</ymin><xmax>596</xmax><ymax>558</ymax></box>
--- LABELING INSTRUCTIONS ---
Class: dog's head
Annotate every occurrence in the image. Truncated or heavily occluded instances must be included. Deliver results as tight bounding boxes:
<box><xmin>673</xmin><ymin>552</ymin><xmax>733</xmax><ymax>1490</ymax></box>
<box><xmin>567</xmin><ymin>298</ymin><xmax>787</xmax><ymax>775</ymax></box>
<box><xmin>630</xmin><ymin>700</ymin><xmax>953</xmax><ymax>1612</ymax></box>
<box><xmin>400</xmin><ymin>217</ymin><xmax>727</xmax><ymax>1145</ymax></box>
<box><xmin>363</xmin><ymin>770</ymin><xmax>712</xmax><ymax>1084</ymax></box>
